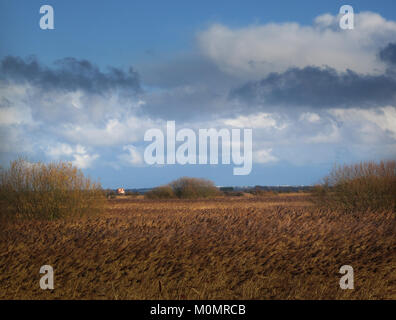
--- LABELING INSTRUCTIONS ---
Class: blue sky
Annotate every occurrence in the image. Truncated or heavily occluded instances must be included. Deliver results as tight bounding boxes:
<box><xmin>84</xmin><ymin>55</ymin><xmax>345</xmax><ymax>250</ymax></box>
<box><xmin>1</xmin><ymin>1</ymin><xmax>396</xmax><ymax>188</ymax></box>
<box><xmin>2</xmin><ymin>1</ymin><xmax>396</xmax><ymax>66</ymax></box>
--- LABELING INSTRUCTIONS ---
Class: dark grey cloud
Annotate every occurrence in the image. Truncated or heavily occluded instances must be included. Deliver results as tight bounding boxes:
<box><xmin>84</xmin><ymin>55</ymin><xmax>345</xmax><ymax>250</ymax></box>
<box><xmin>0</xmin><ymin>56</ymin><xmax>141</xmax><ymax>94</ymax></box>
<box><xmin>379</xmin><ymin>43</ymin><xmax>396</xmax><ymax>66</ymax></box>
<box><xmin>230</xmin><ymin>66</ymin><xmax>396</xmax><ymax>109</ymax></box>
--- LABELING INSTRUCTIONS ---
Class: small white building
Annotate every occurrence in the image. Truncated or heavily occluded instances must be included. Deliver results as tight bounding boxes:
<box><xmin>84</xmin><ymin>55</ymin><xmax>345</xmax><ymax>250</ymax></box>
<box><xmin>117</xmin><ymin>188</ymin><xmax>125</xmax><ymax>195</ymax></box>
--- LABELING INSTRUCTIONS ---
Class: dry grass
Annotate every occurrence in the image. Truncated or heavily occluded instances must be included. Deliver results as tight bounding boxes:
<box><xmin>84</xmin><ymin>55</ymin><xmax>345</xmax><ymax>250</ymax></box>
<box><xmin>0</xmin><ymin>194</ymin><xmax>395</xmax><ymax>300</ymax></box>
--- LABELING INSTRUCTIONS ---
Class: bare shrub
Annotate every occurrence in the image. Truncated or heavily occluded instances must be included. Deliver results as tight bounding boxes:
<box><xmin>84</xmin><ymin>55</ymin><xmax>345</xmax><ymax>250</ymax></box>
<box><xmin>313</xmin><ymin>160</ymin><xmax>396</xmax><ymax>212</ymax></box>
<box><xmin>145</xmin><ymin>185</ymin><xmax>175</xmax><ymax>199</ymax></box>
<box><xmin>0</xmin><ymin>158</ymin><xmax>106</xmax><ymax>220</ymax></box>
<box><xmin>145</xmin><ymin>177</ymin><xmax>220</xmax><ymax>199</ymax></box>
<box><xmin>170</xmin><ymin>177</ymin><xmax>220</xmax><ymax>199</ymax></box>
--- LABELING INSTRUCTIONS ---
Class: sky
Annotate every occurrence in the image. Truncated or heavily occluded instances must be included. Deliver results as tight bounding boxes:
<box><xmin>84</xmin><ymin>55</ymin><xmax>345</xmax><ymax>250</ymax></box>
<box><xmin>1</xmin><ymin>0</ymin><xmax>396</xmax><ymax>188</ymax></box>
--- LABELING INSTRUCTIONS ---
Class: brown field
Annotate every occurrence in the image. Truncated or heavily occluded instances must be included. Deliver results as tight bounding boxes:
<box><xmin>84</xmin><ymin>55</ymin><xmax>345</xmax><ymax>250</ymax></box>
<box><xmin>0</xmin><ymin>194</ymin><xmax>395</xmax><ymax>300</ymax></box>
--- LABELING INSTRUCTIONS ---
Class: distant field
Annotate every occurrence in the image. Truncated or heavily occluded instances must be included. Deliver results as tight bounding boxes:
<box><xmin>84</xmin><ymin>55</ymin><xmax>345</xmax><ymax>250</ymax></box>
<box><xmin>0</xmin><ymin>194</ymin><xmax>395</xmax><ymax>299</ymax></box>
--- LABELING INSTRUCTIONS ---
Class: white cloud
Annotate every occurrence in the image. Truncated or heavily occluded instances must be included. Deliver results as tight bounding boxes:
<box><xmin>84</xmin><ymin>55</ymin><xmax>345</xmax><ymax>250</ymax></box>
<box><xmin>305</xmin><ymin>122</ymin><xmax>340</xmax><ymax>143</ymax></box>
<box><xmin>223</xmin><ymin>112</ymin><xmax>286</xmax><ymax>129</ymax></box>
<box><xmin>299</xmin><ymin>112</ymin><xmax>321</xmax><ymax>123</ymax></box>
<box><xmin>253</xmin><ymin>148</ymin><xmax>278</xmax><ymax>164</ymax></box>
<box><xmin>46</xmin><ymin>143</ymin><xmax>74</xmax><ymax>158</ymax></box>
<box><xmin>45</xmin><ymin>143</ymin><xmax>99</xmax><ymax>169</ymax></box>
<box><xmin>0</xmin><ymin>84</ymin><xmax>35</xmax><ymax>126</ymax></box>
<box><xmin>0</xmin><ymin>106</ymin><xmax>30</xmax><ymax>126</ymax></box>
<box><xmin>330</xmin><ymin>106</ymin><xmax>396</xmax><ymax>140</ymax></box>
<box><xmin>198</xmin><ymin>12</ymin><xmax>396</xmax><ymax>78</ymax></box>
<box><xmin>119</xmin><ymin>145</ymin><xmax>144</xmax><ymax>166</ymax></box>
<box><xmin>72</xmin><ymin>152</ymin><xmax>99</xmax><ymax>169</ymax></box>
<box><xmin>60</xmin><ymin>115</ymin><xmax>158</xmax><ymax>147</ymax></box>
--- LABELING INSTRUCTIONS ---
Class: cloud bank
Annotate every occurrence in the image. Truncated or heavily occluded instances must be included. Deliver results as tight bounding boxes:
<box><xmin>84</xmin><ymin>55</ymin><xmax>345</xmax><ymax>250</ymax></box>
<box><xmin>0</xmin><ymin>56</ymin><xmax>141</xmax><ymax>94</ymax></box>
<box><xmin>1</xmin><ymin>11</ymin><xmax>396</xmax><ymax>177</ymax></box>
<box><xmin>230</xmin><ymin>66</ymin><xmax>396</xmax><ymax>109</ymax></box>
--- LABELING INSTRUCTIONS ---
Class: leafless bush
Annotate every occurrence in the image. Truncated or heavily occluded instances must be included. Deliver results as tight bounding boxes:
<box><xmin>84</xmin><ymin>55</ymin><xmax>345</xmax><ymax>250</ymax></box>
<box><xmin>145</xmin><ymin>185</ymin><xmax>175</xmax><ymax>199</ymax></box>
<box><xmin>145</xmin><ymin>177</ymin><xmax>220</xmax><ymax>199</ymax></box>
<box><xmin>0</xmin><ymin>158</ymin><xmax>106</xmax><ymax>220</ymax></box>
<box><xmin>313</xmin><ymin>160</ymin><xmax>396</xmax><ymax>212</ymax></box>
<box><xmin>170</xmin><ymin>177</ymin><xmax>221</xmax><ymax>199</ymax></box>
